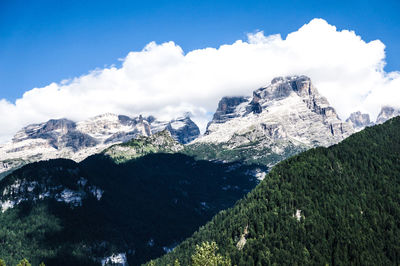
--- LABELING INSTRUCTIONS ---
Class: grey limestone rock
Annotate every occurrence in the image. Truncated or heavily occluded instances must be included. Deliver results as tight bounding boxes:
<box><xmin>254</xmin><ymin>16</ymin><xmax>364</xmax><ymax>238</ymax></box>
<box><xmin>167</xmin><ymin>116</ymin><xmax>200</xmax><ymax>144</ymax></box>
<box><xmin>376</xmin><ymin>106</ymin><xmax>400</xmax><ymax>124</ymax></box>
<box><xmin>346</xmin><ymin>111</ymin><xmax>372</xmax><ymax>131</ymax></box>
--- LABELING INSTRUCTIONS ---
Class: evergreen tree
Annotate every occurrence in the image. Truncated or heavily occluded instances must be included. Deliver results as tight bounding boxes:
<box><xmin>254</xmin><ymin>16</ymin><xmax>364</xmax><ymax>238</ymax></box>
<box><xmin>16</xmin><ymin>259</ymin><xmax>31</xmax><ymax>266</ymax></box>
<box><xmin>191</xmin><ymin>242</ymin><xmax>231</xmax><ymax>266</ymax></box>
<box><xmin>150</xmin><ymin>117</ymin><xmax>400</xmax><ymax>265</ymax></box>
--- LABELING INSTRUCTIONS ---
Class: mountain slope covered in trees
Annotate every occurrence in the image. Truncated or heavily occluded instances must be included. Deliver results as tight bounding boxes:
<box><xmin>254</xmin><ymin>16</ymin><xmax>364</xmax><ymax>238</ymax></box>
<box><xmin>0</xmin><ymin>148</ymin><xmax>263</xmax><ymax>265</ymax></box>
<box><xmin>149</xmin><ymin>117</ymin><xmax>400</xmax><ymax>265</ymax></box>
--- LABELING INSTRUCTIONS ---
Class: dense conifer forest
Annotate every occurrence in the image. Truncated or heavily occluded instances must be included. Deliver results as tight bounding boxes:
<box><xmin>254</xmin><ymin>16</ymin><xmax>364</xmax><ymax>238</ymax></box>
<box><xmin>0</xmin><ymin>154</ymin><xmax>260</xmax><ymax>265</ymax></box>
<box><xmin>149</xmin><ymin>117</ymin><xmax>400</xmax><ymax>265</ymax></box>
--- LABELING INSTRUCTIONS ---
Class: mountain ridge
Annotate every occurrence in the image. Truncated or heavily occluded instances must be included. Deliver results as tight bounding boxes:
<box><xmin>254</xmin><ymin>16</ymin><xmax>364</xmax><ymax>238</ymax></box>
<box><xmin>149</xmin><ymin>116</ymin><xmax>400</xmax><ymax>265</ymax></box>
<box><xmin>190</xmin><ymin>75</ymin><xmax>354</xmax><ymax>167</ymax></box>
<box><xmin>0</xmin><ymin>114</ymin><xmax>200</xmax><ymax>177</ymax></box>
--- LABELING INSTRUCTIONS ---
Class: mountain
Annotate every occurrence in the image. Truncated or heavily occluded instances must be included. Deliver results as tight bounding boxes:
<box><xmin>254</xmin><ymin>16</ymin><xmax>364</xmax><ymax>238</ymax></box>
<box><xmin>103</xmin><ymin>130</ymin><xmax>183</xmax><ymax>163</ymax></box>
<box><xmin>376</xmin><ymin>106</ymin><xmax>400</xmax><ymax>124</ymax></box>
<box><xmin>186</xmin><ymin>76</ymin><xmax>354</xmax><ymax>167</ymax></box>
<box><xmin>345</xmin><ymin>111</ymin><xmax>372</xmax><ymax>131</ymax></box>
<box><xmin>345</xmin><ymin>106</ymin><xmax>400</xmax><ymax>132</ymax></box>
<box><xmin>0</xmin><ymin>131</ymin><xmax>264</xmax><ymax>265</ymax></box>
<box><xmin>0</xmin><ymin>114</ymin><xmax>200</xmax><ymax>178</ymax></box>
<box><xmin>150</xmin><ymin>116</ymin><xmax>400</xmax><ymax>266</ymax></box>
<box><xmin>1</xmin><ymin>74</ymin><xmax>395</xmax><ymax>265</ymax></box>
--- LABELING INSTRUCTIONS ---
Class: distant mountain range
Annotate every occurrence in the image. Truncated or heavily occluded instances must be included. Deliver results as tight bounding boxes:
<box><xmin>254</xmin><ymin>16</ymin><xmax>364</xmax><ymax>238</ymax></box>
<box><xmin>0</xmin><ymin>114</ymin><xmax>199</xmax><ymax>178</ymax></box>
<box><xmin>346</xmin><ymin>106</ymin><xmax>400</xmax><ymax>131</ymax></box>
<box><xmin>0</xmin><ymin>76</ymin><xmax>399</xmax><ymax>265</ymax></box>
<box><xmin>1</xmin><ymin>75</ymin><xmax>399</xmax><ymax>177</ymax></box>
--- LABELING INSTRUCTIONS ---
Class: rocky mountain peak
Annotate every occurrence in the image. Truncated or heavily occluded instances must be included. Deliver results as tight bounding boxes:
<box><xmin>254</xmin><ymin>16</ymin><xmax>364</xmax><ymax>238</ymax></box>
<box><xmin>12</xmin><ymin>118</ymin><xmax>76</xmax><ymax>143</ymax></box>
<box><xmin>346</xmin><ymin>111</ymin><xmax>372</xmax><ymax>131</ymax></box>
<box><xmin>245</xmin><ymin>76</ymin><xmax>341</xmax><ymax>126</ymax></box>
<box><xmin>11</xmin><ymin>118</ymin><xmax>97</xmax><ymax>151</ymax></box>
<box><xmin>0</xmin><ymin>113</ymin><xmax>200</xmax><ymax>176</ymax></box>
<box><xmin>196</xmin><ymin>75</ymin><xmax>354</xmax><ymax>166</ymax></box>
<box><xmin>206</xmin><ymin>97</ymin><xmax>251</xmax><ymax>132</ymax></box>
<box><xmin>376</xmin><ymin>106</ymin><xmax>400</xmax><ymax>124</ymax></box>
<box><xmin>252</xmin><ymin>75</ymin><xmax>317</xmax><ymax>102</ymax></box>
<box><xmin>166</xmin><ymin>116</ymin><xmax>200</xmax><ymax>144</ymax></box>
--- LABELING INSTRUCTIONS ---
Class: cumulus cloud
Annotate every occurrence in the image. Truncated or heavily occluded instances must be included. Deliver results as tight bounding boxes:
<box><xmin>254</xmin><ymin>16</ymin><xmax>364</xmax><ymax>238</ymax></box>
<box><xmin>0</xmin><ymin>18</ymin><xmax>399</xmax><ymax>143</ymax></box>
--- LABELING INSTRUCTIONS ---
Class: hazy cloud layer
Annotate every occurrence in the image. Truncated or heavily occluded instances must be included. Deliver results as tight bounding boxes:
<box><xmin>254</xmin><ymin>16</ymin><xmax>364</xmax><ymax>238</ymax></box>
<box><xmin>0</xmin><ymin>18</ymin><xmax>399</xmax><ymax>143</ymax></box>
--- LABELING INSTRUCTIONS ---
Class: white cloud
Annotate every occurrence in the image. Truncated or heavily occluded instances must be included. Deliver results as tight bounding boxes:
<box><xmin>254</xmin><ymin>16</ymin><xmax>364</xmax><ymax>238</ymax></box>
<box><xmin>0</xmin><ymin>18</ymin><xmax>399</xmax><ymax>143</ymax></box>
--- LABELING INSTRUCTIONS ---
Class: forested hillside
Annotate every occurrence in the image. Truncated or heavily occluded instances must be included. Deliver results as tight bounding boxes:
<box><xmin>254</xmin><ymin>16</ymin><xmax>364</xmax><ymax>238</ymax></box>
<box><xmin>150</xmin><ymin>117</ymin><xmax>400</xmax><ymax>265</ymax></box>
<box><xmin>0</xmin><ymin>153</ymin><xmax>262</xmax><ymax>265</ymax></box>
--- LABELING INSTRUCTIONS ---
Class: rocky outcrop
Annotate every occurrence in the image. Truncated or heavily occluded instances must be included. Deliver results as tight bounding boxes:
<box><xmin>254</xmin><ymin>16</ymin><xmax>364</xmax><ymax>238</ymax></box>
<box><xmin>104</xmin><ymin>130</ymin><xmax>184</xmax><ymax>163</ymax></box>
<box><xmin>250</xmin><ymin>76</ymin><xmax>342</xmax><ymax>123</ymax></box>
<box><xmin>376</xmin><ymin>106</ymin><xmax>400</xmax><ymax>124</ymax></box>
<box><xmin>0</xmin><ymin>113</ymin><xmax>200</xmax><ymax>176</ymax></box>
<box><xmin>193</xmin><ymin>75</ymin><xmax>354</xmax><ymax>166</ymax></box>
<box><xmin>346</xmin><ymin>111</ymin><xmax>372</xmax><ymax>131</ymax></box>
<box><xmin>166</xmin><ymin>116</ymin><xmax>200</xmax><ymax>144</ymax></box>
<box><xmin>11</xmin><ymin>119</ymin><xmax>98</xmax><ymax>152</ymax></box>
<box><xmin>211</xmin><ymin>96</ymin><xmax>250</xmax><ymax>124</ymax></box>
<box><xmin>0</xmin><ymin>166</ymin><xmax>103</xmax><ymax>212</ymax></box>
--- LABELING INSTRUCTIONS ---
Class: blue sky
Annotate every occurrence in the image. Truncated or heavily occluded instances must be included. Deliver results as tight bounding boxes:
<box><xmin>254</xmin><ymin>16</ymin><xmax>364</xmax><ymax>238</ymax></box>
<box><xmin>1</xmin><ymin>0</ymin><xmax>400</xmax><ymax>102</ymax></box>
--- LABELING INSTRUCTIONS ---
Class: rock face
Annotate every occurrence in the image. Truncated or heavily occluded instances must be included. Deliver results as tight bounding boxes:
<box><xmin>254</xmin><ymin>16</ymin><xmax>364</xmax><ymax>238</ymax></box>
<box><xmin>376</xmin><ymin>106</ymin><xmax>400</xmax><ymax>124</ymax></box>
<box><xmin>346</xmin><ymin>111</ymin><xmax>372</xmax><ymax>131</ymax></box>
<box><xmin>0</xmin><ymin>114</ymin><xmax>200</xmax><ymax>176</ymax></box>
<box><xmin>210</xmin><ymin>96</ymin><xmax>250</xmax><ymax>125</ymax></box>
<box><xmin>0</xmin><ymin>170</ymin><xmax>103</xmax><ymax>212</ymax></box>
<box><xmin>149</xmin><ymin>116</ymin><xmax>200</xmax><ymax>144</ymax></box>
<box><xmin>345</xmin><ymin>107</ymin><xmax>400</xmax><ymax>131</ymax></box>
<box><xmin>193</xmin><ymin>76</ymin><xmax>354</xmax><ymax>166</ymax></box>
<box><xmin>166</xmin><ymin>117</ymin><xmax>200</xmax><ymax>144</ymax></box>
<box><xmin>104</xmin><ymin>130</ymin><xmax>184</xmax><ymax>163</ymax></box>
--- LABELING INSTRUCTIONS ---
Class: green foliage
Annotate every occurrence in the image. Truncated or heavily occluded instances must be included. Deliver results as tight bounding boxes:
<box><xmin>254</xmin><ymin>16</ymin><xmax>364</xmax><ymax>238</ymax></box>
<box><xmin>150</xmin><ymin>117</ymin><xmax>400</xmax><ymax>265</ymax></box>
<box><xmin>183</xmin><ymin>140</ymin><xmax>306</xmax><ymax>166</ymax></box>
<box><xmin>103</xmin><ymin>130</ymin><xmax>183</xmax><ymax>163</ymax></box>
<box><xmin>191</xmin><ymin>242</ymin><xmax>230</xmax><ymax>266</ymax></box>
<box><xmin>16</xmin><ymin>259</ymin><xmax>31</xmax><ymax>266</ymax></box>
<box><xmin>0</xmin><ymin>153</ymin><xmax>259</xmax><ymax>265</ymax></box>
<box><xmin>0</xmin><ymin>259</ymin><xmax>6</xmax><ymax>266</ymax></box>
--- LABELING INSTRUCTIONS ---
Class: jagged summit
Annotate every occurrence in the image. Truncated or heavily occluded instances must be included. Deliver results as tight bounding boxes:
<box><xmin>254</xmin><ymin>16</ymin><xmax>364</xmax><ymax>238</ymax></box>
<box><xmin>376</xmin><ymin>106</ymin><xmax>400</xmax><ymax>124</ymax></box>
<box><xmin>345</xmin><ymin>106</ymin><xmax>400</xmax><ymax>132</ymax></box>
<box><xmin>210</xmin><ymin>96</ymin><xmax>250</xmax><ymax>124</ymax></box>
<box><xmin>346</xmin><ymin>111</ymin><xmax>372</xmax><ymax>131</ymax></box>
<box><xmin>166</xmin><ymin>116</ymin><xmax>200</xmax><ymax>144</ymax></box>
<box><xmin>0</xmin><ymin>113</ymin><xmax>200</xmax><ymax>176</ymax></box>
<box><xmin>194</xmin><ymin>75</ymin><xmax>354</xmax><ymax>166</ymax></box>
<box><xmin>253</xmin><ymin>75</ymin><xmax>318</xmax><ymax>101</ymax></box>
